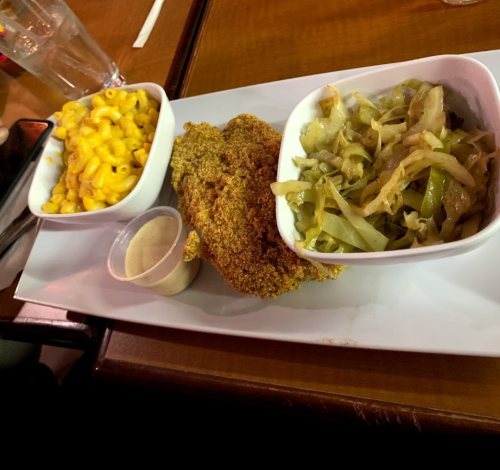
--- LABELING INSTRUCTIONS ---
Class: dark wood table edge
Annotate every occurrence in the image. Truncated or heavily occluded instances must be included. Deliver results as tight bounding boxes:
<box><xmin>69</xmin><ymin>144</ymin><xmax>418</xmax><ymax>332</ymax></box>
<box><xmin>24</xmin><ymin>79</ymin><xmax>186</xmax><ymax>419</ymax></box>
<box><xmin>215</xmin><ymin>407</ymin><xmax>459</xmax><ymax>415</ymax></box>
<box><xmin>92</xmin><ymin>326</ymin><xmax>500</xmax><ymax>434</ymax></box>
<box><xmin>0</xmin><ymin>307</ymin><xmax>108</xmax><ymax>349</ymax></box>
<box><xmin>0</xmin><ymin>268</ymin><xmax>107</xmax><ymax>349</ymax></box>
<box><xmin>164</xmin><ymin>0</ymin><xmax>210</xmax><ymax>100</ymax></box>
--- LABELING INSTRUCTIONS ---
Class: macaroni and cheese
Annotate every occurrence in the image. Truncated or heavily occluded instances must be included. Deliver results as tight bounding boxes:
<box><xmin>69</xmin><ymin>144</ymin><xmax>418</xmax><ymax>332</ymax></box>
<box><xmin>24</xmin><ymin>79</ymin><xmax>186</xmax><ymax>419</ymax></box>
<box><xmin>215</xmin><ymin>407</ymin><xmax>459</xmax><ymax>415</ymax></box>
<box><xmin>42</xmin><ymin>88</ymin><xmax>159</xmax><ymax>214</ymax></box>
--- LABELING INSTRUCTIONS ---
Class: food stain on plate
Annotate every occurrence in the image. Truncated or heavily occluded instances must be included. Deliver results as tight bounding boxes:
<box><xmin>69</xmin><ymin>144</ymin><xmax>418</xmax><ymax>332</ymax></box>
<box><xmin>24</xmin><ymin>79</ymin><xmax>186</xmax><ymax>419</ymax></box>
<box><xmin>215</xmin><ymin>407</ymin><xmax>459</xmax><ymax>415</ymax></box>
<box><xmin>319</xmin><ymin>337</ymin><xmax>358</xmax><ymax>346</ymax></box>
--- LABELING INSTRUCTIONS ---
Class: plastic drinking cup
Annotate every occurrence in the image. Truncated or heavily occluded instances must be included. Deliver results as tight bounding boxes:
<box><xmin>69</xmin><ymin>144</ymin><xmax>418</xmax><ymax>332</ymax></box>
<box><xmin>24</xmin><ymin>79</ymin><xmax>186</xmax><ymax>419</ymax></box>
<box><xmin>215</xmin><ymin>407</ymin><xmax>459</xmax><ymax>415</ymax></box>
<box><xmin>0</xmin><ymin>0</ymin><xmax>125</xmax><ymax>100</ymax></box>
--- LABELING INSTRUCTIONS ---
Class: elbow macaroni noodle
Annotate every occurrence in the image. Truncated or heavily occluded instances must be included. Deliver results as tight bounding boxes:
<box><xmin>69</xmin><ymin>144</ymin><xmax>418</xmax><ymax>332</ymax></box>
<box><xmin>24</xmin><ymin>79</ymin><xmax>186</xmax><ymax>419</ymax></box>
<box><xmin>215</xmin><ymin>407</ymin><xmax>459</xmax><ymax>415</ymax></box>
<box><xmin>42</xmin><ymin>88</ymin><xmax>160</xmax><ymax>214</ymax></box>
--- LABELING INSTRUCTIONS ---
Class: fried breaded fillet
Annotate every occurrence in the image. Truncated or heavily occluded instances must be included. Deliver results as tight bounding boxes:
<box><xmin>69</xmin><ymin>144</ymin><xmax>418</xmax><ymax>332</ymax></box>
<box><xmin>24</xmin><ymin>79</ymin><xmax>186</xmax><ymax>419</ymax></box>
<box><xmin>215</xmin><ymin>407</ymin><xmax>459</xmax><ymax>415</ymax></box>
<box><xmin>171</xmin><ymin>114</ymin><xmax>344</xmax><ymax>299</ymax></box>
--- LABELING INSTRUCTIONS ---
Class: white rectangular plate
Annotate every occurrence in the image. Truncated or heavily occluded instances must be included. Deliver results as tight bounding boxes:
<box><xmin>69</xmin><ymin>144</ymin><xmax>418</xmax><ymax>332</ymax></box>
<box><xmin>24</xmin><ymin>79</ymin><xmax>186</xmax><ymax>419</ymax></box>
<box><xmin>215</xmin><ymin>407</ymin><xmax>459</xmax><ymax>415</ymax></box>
<box><xmin>15</xmin><ymin>50</ymin><xmax>500</xmax><ymax>357</ymax></box>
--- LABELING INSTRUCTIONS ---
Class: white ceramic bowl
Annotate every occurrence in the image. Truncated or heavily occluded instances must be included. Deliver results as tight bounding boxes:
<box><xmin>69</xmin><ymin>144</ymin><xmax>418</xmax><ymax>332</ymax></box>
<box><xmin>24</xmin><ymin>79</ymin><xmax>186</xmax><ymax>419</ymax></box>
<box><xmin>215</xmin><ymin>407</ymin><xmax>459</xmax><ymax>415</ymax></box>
<box><xmin>276</xmin><ymin>55</ymin><xmax>500</xmax><ymax>265</ymax></box>
<box><xmin>28</xmin><ymin>82</ymin><xmax>175</xmax><ymax>224</ymax></box>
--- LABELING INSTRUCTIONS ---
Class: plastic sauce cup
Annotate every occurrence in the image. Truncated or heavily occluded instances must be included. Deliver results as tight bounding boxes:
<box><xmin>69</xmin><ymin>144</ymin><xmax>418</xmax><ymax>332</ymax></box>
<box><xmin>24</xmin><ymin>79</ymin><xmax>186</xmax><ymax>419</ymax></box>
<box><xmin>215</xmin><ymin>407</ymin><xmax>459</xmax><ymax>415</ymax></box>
<box><xmin>107</xmin><ymin>206</ymin><xmax>200</xmax><ymax>296</ymax></box>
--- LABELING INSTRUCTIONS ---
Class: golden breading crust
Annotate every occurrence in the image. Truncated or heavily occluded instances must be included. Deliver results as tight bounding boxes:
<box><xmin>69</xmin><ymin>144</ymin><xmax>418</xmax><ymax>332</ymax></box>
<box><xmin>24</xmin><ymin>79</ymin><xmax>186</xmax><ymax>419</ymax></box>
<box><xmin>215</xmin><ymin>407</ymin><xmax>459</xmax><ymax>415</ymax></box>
<box><xmin>171</xmin><ymin>114</ymin><xmax>345</xmax><ymax>299</ymax></box>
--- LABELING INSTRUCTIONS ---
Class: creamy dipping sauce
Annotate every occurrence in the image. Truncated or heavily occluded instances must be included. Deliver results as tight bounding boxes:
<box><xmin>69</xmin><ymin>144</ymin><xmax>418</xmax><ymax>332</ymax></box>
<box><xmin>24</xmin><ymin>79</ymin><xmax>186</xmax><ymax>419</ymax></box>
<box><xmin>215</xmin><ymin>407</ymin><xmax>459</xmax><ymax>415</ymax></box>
<box><xmin>125</xmin><ymin>215</ymin><xmax>200</xmax><ymax>296</ymax></box>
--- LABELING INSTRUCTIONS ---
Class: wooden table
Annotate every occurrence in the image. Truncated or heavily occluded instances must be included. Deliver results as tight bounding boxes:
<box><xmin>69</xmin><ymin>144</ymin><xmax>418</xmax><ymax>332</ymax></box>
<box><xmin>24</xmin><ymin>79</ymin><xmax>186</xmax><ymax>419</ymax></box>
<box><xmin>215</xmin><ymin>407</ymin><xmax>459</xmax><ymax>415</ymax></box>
<box><xmin>3</xmin><ymin>0</ymin><xmax>500</xmax><ymax>433</ymax></box>
<box><xmin>0</xmin><ymin>0</ymin><xmax>198</xmax><ymax>346</ymax></box>
<box><xmin>94</xmin><ymin>0</ymin><xmax>500</xmax><ymax>433</ymax></box>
